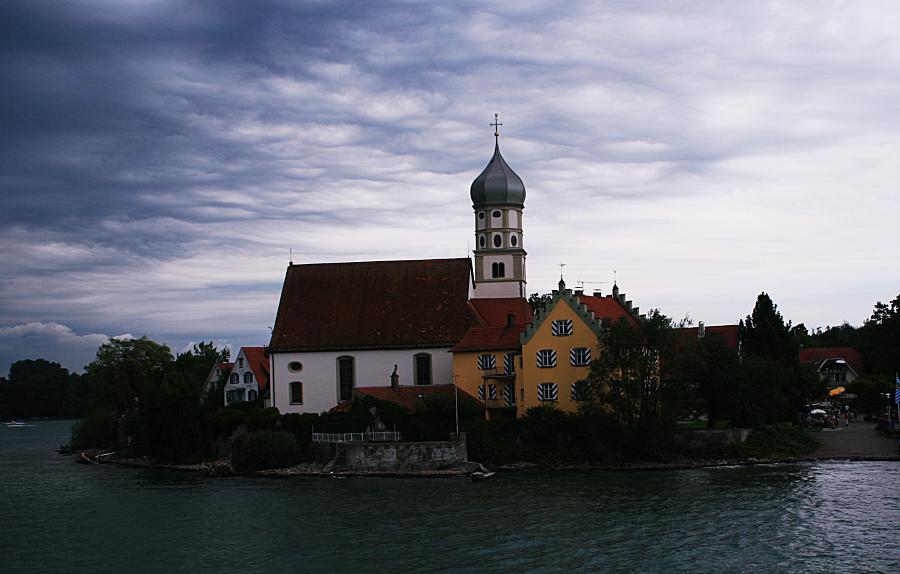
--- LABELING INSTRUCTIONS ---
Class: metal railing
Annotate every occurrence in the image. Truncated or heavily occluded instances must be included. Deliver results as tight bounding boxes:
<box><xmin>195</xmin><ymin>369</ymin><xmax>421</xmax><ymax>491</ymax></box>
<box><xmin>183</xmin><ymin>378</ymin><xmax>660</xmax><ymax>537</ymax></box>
<box><xmin>311</xmin><ymin>431</ymin><xmax>403</xmax><ymax>444</ymax></box>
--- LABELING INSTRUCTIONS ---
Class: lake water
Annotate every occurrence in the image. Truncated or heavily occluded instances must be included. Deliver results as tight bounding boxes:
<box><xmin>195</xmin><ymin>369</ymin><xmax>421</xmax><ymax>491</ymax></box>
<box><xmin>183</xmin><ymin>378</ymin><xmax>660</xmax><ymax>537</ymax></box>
<box><xmin>2</xmin><ymin>420</ymin><xmax>898</xmax><ymax>573</ymax></box>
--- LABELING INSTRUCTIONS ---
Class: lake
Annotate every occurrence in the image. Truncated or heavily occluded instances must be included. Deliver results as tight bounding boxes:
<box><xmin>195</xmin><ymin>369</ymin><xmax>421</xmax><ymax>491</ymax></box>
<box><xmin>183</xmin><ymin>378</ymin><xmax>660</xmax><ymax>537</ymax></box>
<box><xmin>2</xmin><ymin>420</ymin><xmax>898</xmax><ymax>573</ymax></box>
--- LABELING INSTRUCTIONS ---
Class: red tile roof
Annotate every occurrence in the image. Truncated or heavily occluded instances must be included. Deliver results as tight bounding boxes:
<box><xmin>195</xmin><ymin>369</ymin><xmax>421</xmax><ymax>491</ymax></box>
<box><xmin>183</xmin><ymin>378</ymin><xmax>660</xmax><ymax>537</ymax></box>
<box><xmin>331</xmin><ymin>384</ymin><xmax>477</xmax><ymax>413</ymax></box>
<box><xmin>469</xmin><ymin>298</ymin><xmax>533</xmax><ymax>327</ymax></box>
<box><xmin>578</xmin><ymin>295</ymin><xmax>639</xmax><ymax>326</ymax></box>
<box><xmin>451</xmin><ymin>326</ymin><xmax>525</xmax><ymax>352</ymax></box>
<box><xmin>452</xmin><ymin>297</ymin><xmax>533</xmax><ymax>352</ymax></box>
<box><xmin>268</xmin><ymin>259</ymin><xmax>477</xmax><ymax>352</ymax></box>
<box><xmin>799</xmin><ymin>347</ymin><xmax>865</xmax><ymax>375</ymax></box>
<box><xmin>674</xmin><ymin>325</ymin><xmax>740</xmax><ymax>349</ymax></box>
<box><xmin>241</xmin><ymin>346</ymin><xmax>270</xmax><ymax>391</ymax></box>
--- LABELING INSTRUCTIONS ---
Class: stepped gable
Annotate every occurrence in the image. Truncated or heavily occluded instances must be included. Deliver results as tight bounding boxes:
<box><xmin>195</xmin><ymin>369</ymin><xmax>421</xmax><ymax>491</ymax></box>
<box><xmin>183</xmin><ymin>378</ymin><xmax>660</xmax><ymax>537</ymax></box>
<box><xmin>241</xmin><ymin>346</ymin><xmax>270</xmax><ymax>391</ymax></box>
<box><xmin>521</xmin><ymin>281</ymin><xmax>642</xmax><ymax>345</ymax></box>
<box><xmin>799</xmin><ymin>346</ymin><xmax>865</xmax><ymax>375</ymax></box>
<box><xmin>451</xmin><ymin>298</ymin><xmax>533</xmax><ymax>352</ymax></box>
<box><xmin>268</xmin><ymin>258</ymin><xmax>476</xmax><ymax>352</ymax></box>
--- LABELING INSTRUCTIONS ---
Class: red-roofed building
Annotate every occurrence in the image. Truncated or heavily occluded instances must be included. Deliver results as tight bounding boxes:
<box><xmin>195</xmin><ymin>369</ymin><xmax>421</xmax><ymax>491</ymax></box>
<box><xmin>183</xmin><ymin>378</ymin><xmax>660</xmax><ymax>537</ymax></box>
<box><xmin>799</xmin><ymin>346</ymin><xmax>865</xmax><ymax>385</ymax></box>
<box><xmin>451</xmin><ymin>298</ymin><xmax>533</xmax><ymax>417</ymax></box>
<box><xmin>516</xmin><ymin>280</ymin><xmax>644</xmax><ymax>415</ymax></box>
<box><xmin>267</xmin><ymin>258</ymin><xmax>478</xmax><ymax>414</ymax></box>
<box><xmin>225</xmin><ymin>347</ymin><xmax>270</xmax><ymax>406</ymax></box>
<box><xmin>674</xmin><ymin>323</ymin><xmax>740</xmax><ymax>350</ymax></box>
<box><xmin>331</xmin><ymin>384</ymin><xmax>478</xmax><ymax>414</ymax></box>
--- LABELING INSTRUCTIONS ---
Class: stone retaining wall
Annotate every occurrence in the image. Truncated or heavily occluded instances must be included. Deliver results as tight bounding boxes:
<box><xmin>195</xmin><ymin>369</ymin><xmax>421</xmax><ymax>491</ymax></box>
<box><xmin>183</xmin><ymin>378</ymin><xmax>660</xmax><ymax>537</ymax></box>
<box><xmin>342</xmin><ymin>433</ymin><xmax>468</xmax><ymax>471</ymax></box>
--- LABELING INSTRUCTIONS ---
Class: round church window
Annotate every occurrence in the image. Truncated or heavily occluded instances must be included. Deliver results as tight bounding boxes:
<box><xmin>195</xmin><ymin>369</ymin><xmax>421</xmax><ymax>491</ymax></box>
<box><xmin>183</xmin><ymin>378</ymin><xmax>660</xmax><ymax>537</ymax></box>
<box><xmin>288</xmin><ymin>361</ymin><xmax>303</xmax><ymax>372</ymax></box>
<box><xmin>478</xmin><ymin>212</ymin><xmax>485</xmax><ymax>220</ymax></box>
<box><xmin>511</xmin><ymin>235</ymin><xmax>518</xmax><ymax>247</ymax></box>
<box><xmin>492</xmin><ymin>210</ymin><xmax>501</xmax><ymax>218</ymax></box>
<box><xmin>479</xmin><ymin>235</ymin><xmax>486</xmax><ymax>248</ymax></box>
<box><xmin>493</xmin><ymin>235</ymin><xmax>502</xmax><ymax>248</ymax></box>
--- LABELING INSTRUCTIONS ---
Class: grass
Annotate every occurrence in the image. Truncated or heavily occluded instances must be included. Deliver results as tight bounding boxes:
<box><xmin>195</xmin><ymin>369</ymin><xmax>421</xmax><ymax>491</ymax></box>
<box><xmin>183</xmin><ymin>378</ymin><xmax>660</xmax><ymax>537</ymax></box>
<box><xmin>736</xmin><ymin>425</ymin><xmax>819</xmax><ymax>459</ymax></box>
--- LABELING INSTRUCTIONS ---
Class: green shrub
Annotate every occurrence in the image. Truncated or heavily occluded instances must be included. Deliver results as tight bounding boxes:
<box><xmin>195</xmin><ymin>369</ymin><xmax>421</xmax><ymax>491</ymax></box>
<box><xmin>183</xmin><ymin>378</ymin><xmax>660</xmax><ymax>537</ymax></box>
<box><xmin>737</xmin><ymin>424</ymin><xmax>818</xmax><ymax>458</ymax></box>
<box><xmin>71</xmin><ymin>407</ymin><xmax>119</xmax><ymax>450</ymax></box>
<box><xmin>232</xmin><ymin>430</ymin><xmax>302</xmax><ymax>472</ymax></box>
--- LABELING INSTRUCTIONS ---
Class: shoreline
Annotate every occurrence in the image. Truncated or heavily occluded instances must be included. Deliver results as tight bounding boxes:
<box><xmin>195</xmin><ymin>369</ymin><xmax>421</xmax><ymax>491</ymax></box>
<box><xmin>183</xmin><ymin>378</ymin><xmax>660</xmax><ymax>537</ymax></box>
<box><xmin>82</xmin><ymin>452</ymin><xmax>900</xmax><ymax>479</ymax></box>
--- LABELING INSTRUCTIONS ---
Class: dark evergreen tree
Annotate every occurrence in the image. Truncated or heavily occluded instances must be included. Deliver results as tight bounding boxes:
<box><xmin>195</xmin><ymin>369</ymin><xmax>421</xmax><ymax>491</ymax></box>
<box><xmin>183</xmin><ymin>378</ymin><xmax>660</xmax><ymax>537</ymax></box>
<box><xmin>739</xmin><ymin>292</ymin><xmax>798</xmax><ymax>366</ymax></box>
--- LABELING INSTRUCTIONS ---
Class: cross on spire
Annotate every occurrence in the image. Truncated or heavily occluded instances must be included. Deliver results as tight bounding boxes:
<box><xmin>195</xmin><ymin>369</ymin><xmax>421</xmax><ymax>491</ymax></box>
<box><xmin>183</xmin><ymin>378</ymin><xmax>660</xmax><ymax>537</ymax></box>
<box><xmin>491</xmin><ymin>113</ymin><xmax>502</xmax><ymax>142</ymax></box>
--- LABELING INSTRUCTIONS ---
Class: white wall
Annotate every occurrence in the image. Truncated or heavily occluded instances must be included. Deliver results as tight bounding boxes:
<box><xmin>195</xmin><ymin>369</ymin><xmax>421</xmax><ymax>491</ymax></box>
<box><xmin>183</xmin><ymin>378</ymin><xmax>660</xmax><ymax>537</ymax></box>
<box><xmin>224</xmin><ymin>349</ymin><xmax>261</xmax><ymax>405</ymax></box>
<box><xmin>270</xmin><ymin>347</ymin><xmax>454</xmax><ymax>414</ymax></box>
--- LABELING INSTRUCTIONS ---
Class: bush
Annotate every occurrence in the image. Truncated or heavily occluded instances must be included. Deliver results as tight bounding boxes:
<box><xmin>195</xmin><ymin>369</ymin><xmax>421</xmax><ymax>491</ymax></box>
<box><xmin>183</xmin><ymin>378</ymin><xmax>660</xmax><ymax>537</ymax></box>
<box><xmin>231</xmin><ymin>430</ymin><xmax>302</xmax><ymax>472</ymax></box>
<box><xmin>737</xmin><ymin>424</ymin><xmax>818</xmax><ymax>458</ymax></box>
<box><xmin>71</xmin><ymin>407</ymin><xmax>120</xmax><ymax>450</ymax></box>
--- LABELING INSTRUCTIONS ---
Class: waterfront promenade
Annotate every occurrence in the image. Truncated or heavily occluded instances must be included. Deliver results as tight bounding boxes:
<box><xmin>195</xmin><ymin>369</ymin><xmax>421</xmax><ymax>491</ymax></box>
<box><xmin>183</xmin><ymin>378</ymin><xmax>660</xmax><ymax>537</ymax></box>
<box><xmin>813</xmin><ymin>419</ymin><xmax>899</xmax><ymax>459</ymax></box>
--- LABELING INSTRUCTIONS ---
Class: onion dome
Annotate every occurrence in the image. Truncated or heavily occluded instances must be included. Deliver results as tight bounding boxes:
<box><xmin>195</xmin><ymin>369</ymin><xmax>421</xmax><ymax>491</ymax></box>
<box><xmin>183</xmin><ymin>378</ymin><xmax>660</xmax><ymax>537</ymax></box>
<box><xmin>470</xmin><ymin>142</ymin><xmax>526</xmax><ymax>208</ymax></box>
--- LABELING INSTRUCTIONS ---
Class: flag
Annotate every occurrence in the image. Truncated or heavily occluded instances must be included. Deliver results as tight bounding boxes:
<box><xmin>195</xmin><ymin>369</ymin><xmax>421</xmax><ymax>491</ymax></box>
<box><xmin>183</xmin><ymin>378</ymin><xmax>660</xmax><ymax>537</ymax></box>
<box><xmin>895</xmin><ymin>373</ymin><xmax>900</xmax><ymax>405</ymax></box>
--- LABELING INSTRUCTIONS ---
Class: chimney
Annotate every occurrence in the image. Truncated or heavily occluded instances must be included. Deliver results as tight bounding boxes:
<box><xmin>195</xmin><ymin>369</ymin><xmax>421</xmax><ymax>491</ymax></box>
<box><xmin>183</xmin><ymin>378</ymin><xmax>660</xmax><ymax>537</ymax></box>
<box><xmin>574</xmin><ymin>289</ymin><xmax>584</xmax><ymax>296</ymax></box>
<box><xmin>698</xmin><ymin>321</ymin><xmax>705</xmax><ymax>339</ymax></box>
<box><xmin>390</xmin><ymin>364</ymin><xmax>399</xmax><ymax>389</ymax></box>
<box><xmin>593</xmin><ymin>290</ymin><xmax>602</xmax><ymax>297</ymax></box>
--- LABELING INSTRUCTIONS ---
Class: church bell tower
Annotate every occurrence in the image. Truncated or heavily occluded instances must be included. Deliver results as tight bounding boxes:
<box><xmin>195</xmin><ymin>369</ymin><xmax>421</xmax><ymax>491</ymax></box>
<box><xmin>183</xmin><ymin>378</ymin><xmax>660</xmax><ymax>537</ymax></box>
<box><xmin>470</xmin><ymin>115</ymin><xmax>527</xmax><ymax>299</ymax></box>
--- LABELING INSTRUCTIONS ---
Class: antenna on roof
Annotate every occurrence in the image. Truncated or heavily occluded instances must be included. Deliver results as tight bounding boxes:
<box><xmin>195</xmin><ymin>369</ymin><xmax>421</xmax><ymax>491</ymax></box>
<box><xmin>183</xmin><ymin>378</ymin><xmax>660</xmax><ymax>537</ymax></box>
<box><xmin>289</xmin><ymin>248</ymin><xmax>293</xmax><ymax>265</ymax></box>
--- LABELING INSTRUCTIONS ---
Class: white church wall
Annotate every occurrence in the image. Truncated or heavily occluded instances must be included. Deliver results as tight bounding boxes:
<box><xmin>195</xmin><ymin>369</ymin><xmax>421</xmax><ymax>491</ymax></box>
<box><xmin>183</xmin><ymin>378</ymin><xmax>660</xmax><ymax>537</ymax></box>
<box><xmin>270</xmin><ymin>347</ymin><xmax>454</xmax><ymax>414</ymax></box>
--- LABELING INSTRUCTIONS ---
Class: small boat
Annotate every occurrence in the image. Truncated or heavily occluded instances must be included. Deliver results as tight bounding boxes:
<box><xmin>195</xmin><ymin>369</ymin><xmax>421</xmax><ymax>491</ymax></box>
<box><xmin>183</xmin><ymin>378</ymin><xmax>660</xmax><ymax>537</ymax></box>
<box><xmin>6</xmin><ymin>420</ymin><xmax>26</xmax><ymax>427</ymax></box>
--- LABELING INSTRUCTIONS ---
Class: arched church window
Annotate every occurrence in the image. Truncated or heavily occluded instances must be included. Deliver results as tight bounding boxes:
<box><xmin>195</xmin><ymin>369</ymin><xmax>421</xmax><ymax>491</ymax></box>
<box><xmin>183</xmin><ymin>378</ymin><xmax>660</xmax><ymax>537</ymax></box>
<box><xmin>493</xmin><ymin>235</ymin><xmax>502</xmax><ymax>248</ymax></box>
<box><xmin>491</xmin><ymin>262</ymin><xmax>506</xmax><ymax>278</ymax></box>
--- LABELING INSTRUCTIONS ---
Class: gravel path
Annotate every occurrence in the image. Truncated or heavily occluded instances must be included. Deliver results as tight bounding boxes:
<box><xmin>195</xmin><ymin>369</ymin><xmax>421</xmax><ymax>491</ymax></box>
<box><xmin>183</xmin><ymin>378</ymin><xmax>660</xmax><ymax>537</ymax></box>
<box><xmin>813</xmin><ymin>419</ymin><xmax>899</xmax><ymax>459</ymax></box>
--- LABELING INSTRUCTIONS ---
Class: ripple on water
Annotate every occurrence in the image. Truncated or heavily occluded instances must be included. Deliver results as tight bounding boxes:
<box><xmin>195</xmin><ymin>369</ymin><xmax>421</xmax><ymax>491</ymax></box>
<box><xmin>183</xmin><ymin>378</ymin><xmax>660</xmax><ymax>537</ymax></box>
<box><xmin>3</xmin><ymin>423</ymin><xmax>899</xmax><ymax>574</ymax></box>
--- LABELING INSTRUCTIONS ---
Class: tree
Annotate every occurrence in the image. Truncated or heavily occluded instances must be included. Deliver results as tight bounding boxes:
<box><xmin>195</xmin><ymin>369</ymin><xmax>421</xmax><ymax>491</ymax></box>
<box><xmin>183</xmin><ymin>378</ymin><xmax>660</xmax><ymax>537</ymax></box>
<box><xmin>862</xmin><ymin>293</ymin><xmax>900</xmax><ymax>375</ymax></box>
<box><xmin>84</xmin><ymin>337</ymin><xmax>174</xmax><ymax>413</ymax></box>
<box><xmin>0</xmin><ymin>359</ymin><xmax>87</xmax><ymax>419</ymax></box>
<box><xmin>528</xmin><ymin>292</ymin><xmax>552</xmax><ymax>313</ymax></box>
<box><xmin>586</xmin><ymin>310</ymin><xmax>676</xmax><ymax>433</ymax></box>
<box><xmin>739</xmin><ymin>293</ymin><xmax>798</xmax><ymax>366</ymax></box>
<box><xmin>670</xmin><ymin>333</ymin><xmax>740</xmax><ymax>428</ymax></box>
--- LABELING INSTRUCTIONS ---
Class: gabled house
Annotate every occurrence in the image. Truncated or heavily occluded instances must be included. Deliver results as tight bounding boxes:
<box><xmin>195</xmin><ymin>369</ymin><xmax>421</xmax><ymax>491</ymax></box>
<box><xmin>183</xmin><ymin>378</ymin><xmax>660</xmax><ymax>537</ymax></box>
<box><xmin>267</xmin><ymin>258</ymin><xmax>477</xmax><ymax>414</ymax></box>
<box><xmin>517</xmin><ymin>281</ymin><xmax>642</xmax><ymax>415</ymax></box>
<box><xmin>224</xmin><ymin>346</ymin><xmax>270</xmax><ymax>406</ymax></box>
<box><xmin>799</xmin><ymin>346</ymin><xmax>864</xmax><ymax>385</ymax></box>
<box><xmin>451</xmin><ymin>298</ymin><xmax>533</xmax><ymax>418</ymax></box>
<box><xmin>203</xmin><ymin>361</ymin><xmax>233</xmax><ymax>397</ymax></box>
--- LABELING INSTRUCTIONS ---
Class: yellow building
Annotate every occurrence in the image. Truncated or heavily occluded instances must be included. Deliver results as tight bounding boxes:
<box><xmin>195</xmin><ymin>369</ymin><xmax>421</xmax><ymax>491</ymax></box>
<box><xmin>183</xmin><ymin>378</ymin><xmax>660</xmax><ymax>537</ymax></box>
<box><xmin>451</xmin><ymin>298</ymin><xmax>532</xmax><ymax>419</ymax></box>
<box><xmin>518</xmin><ymin>280</ymin><xmax>642</xmax><ymax>415</ymax></box>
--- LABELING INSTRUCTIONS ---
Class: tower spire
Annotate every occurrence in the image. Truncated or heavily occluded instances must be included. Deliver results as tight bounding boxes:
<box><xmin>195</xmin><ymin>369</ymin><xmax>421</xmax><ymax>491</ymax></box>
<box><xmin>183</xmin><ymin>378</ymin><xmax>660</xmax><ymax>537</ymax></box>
<box><xmin>490</xmin><ymin>113</ymin><xmax>502</xmax><ymax>144</ymax></box>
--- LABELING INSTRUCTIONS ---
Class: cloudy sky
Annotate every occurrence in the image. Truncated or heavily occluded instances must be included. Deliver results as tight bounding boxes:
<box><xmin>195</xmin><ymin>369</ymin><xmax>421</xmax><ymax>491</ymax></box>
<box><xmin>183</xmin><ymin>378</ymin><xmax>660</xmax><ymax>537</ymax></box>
<box><xmin>2</xmin><ymin>0</ymin><xmax>899</xmax><ymax>374</ymax></box>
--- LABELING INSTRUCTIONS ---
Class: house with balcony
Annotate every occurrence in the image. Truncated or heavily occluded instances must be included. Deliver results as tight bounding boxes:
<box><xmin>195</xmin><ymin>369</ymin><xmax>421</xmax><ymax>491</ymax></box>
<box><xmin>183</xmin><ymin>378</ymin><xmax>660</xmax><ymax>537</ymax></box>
<box><xmin>450</xmin><ymin>298</ymin><xmax>533</xmax><ymax>419</ymax></box>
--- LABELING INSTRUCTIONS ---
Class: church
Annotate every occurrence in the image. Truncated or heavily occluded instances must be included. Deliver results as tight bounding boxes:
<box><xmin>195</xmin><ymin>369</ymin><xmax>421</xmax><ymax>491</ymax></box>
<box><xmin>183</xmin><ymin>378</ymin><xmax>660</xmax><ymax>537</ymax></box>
<box><xmin>266</xmin><ymin>121</ymin><xmax>642</xmax><ymax>416</ymax></box>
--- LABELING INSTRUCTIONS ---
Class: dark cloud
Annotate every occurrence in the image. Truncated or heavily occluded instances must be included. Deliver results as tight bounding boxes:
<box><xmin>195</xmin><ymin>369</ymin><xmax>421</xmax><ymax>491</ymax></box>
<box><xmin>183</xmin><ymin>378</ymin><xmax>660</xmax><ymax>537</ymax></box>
<box><xmin>2</xmin><ymin>0</ymin><xmax>899</xmax><ymax>373</ymax></box>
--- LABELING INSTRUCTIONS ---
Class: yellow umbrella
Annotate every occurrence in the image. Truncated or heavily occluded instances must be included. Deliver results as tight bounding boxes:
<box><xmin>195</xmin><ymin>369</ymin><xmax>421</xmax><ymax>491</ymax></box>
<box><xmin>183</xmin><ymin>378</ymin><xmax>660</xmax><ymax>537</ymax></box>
<box><xmin>829</xmin><ymin>386</ymin><xmax>846</xmax><ymax>397</ymax></box>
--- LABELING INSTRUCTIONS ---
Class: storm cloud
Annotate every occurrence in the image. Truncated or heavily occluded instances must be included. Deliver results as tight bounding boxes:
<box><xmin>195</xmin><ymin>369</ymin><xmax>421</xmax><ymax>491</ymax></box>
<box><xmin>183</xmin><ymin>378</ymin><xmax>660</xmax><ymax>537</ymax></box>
<box><xmin>3</xmin><ymin>0</ymin><xmax>899</xmax><ymax>373</ymax></box>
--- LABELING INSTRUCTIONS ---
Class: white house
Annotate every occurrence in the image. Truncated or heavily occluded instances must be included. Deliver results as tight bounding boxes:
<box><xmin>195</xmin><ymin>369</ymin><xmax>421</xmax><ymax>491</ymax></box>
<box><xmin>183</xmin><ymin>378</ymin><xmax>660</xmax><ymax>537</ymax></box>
<box><xmin>224</xmin><ymin>346</ymin><xmax>270</xmax><ymax>406</ymax></box>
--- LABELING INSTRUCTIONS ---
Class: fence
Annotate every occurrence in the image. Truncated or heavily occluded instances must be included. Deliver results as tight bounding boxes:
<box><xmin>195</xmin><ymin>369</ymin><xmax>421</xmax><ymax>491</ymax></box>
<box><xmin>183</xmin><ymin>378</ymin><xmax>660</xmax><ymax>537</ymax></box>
<box><xmin>311</xmin><ymin>431</ymin><xmax>403</xmax><ymax>444</ymax></box>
